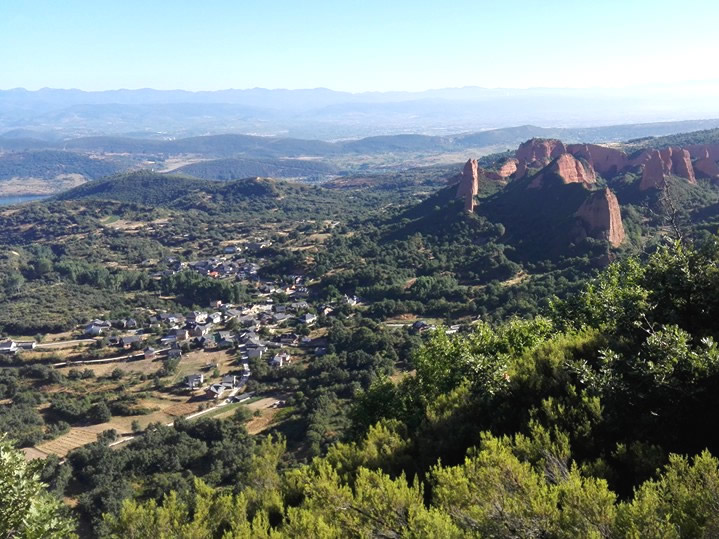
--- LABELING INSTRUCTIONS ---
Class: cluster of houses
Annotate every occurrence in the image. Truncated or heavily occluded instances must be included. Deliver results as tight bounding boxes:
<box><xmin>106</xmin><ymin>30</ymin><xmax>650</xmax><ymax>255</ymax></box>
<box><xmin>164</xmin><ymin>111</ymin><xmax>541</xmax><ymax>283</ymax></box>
<box><xmin>151</xmin><ymin>255</ymin><xmax>260</xmax><ymax>281</ymax></box>
<box><xmin>79</xmin><ymin>292</ymin><xmax>328</xmax><ymax>366</ymax></box>
<box><xmin>186</xmin><ymin>361</ymin><xmax>252</xmax><ymax>399</ymax></box>
<box><xmin>84</xmin><ymin>318</ymin><xmax>138</xmax><ymax>337</ymax></box>
<box><xmin>153</xmin><ymin>239</ymin><xmax>274</xmax><ymax>281</ymax></box>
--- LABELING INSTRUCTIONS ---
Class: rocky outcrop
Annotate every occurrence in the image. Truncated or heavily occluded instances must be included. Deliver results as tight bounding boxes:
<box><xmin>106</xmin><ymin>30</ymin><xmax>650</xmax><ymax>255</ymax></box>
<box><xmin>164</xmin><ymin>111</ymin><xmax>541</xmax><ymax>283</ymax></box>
<box><xmin>693</xmin><ymin>148</ymin><xmax>719</xmax><ymax>179</ymax></box>
<box><xmin>659</xmin><ymin>148</ymin><xmax>674</xmax><ymax>173</ymax></box>
<box><xmin>497</xmin><ymin>158</ymin><xmax>519</xmax><ymax>178</ymax></box>
<box><xmin>516</xmin><ymin>139</ymin><xmax>567</xmax><ymax>170</ymax></box>
<box><xmin>567</xmin><ymin>144</ymin><xmax>628</xmax><ymax>177</ymax></box>
<box><xmin>483</xmin><ymin>158</ymin><xmax>518</xmax><ymax>182</ymax></box>
<box><xmin>670</xmin><ymin>148</ymin><xmax>696</xmax><ymax>184</ymax></box>
<box><xmin>511</xmin><ymin>137</ymin><xmax>704</xmax><ymax>192</ymax></box>
<box><xmin>637</xmin><ymin>147</ymin><xmax>696</xmax><ymax>190</ymax></box>
<box><xmin>639</xmin><ymin>150</ymin><xmax>667</xmax><ymax>191</ymax></box>
<box><xmin>629</xmin><ymin>149</ymin><xmax>654</xmax><ymax>168</ymax></box>
<box><xmin>575</xmin><ymin>188</ymin><xmax>625</xmax><ymax>247</ymax></box>
<box><xmin>456</xmin><ymin>159</ymin><xmax>479</xmax><ymax>212</ymax></box>
<box><xmin>687</xmin><ymin>143</ymin><xmax>719</xmax><ymax>162</ymax></box>
<box><xmin>529</xmin><ymin>153</ymin><xmax>596</xmax><ymax>189</ymax></box>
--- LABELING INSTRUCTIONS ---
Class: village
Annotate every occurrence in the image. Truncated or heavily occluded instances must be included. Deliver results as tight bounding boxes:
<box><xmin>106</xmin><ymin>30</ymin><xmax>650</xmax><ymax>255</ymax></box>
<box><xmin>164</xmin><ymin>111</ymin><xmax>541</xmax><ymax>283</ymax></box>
<box><xmin>0</xmin><ymin>233</ymin><xmax>453</xmax><ymax>463</ymax></box>
<box><xmin>0</xmin><ymin>237</ymin><xmax>361</xmax><ymax>460</ymax></box>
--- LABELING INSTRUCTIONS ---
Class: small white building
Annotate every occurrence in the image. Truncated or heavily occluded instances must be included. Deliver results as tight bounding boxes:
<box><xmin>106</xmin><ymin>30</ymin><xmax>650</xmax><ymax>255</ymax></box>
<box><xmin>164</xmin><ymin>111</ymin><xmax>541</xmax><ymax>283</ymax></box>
<box><xmin>0</xmin><ymin>340</ymin><xmax>18</xmax><ymax>355</ymax></box>
<box><xmin>186</xmin><ymin>373</ymin><xmax>204</xmax><ymax>389</ymax></box>
<box><xmin>270</xmin><ymin>352</ymin><xmax>291</xmax><ymax>368</ymax></box>
<box><xmin>206</xmin><ymin>384</ymin><xmax>226</xmax><ymax>399</ymax></box>
<box><xmin>221</xmin><ymin>375</ymin><xmax>239</xmax><ymax>389</ymax></box>
<box><xmin>247</xmin><ymin>346</ymin><xmax>267</xmax><ymax>359</ymax></box>
<box><xmin>300</xmin><ymin>313</ymin><xmax>317</xmax><ymax>325</ymax></box>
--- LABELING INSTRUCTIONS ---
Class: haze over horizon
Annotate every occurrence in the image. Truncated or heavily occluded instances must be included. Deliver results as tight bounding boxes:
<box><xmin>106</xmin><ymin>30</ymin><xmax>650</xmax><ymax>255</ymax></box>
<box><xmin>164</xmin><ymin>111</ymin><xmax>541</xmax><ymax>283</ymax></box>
<box><xmin>6</xmin><ymin>81</ymin><xmax>719</xmax><ymax>94</ymax></box>
<box><xmin>2</xmin><ymin>0</ymin><xmax>718</xmax><ymax>93</ymax></box>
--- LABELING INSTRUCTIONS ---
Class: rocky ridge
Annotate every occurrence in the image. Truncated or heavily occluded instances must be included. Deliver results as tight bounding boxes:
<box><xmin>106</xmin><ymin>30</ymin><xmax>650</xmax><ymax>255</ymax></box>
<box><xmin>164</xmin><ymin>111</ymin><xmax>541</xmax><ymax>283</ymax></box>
<box><xmin>528</xmin><ymin>153</ymin><xmax>596</xmax><ymax>189</ymax></box>
<box><xmin>456</xmin><ymin>137</ymin><xmax>719</xmax><ymax>249</ymax></box>
<box><xmin>456</xmin><ymin>158</ymin><xmax>479</xmax><ymax>212</ymax></box>
<box><xmin>509</xmin><ymin>138</ymin><xmax>719</xmax><ymax>191</ymax></box>
<box><xmin>575</xmin><ymin>187</ymin><xmax>626</xmax><ymax>247</ymax></box>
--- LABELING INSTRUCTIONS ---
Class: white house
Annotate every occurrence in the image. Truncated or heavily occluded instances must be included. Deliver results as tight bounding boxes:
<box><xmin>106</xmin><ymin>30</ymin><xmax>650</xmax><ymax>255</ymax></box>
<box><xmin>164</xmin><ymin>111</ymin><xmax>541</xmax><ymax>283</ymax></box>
<box><xmin>186</xmin><ymin>373</ymin><xmax>204</xmax><ymax>389</ymax></box>
<box><xmin>0</xmin><ymin>340</ymin><xmax>18</xmax><ymax>355</ymax></box>
<box><xmin>270</xmin><ymin>352</ymin><xmax>291</xmax><ymax>368</ymax></box>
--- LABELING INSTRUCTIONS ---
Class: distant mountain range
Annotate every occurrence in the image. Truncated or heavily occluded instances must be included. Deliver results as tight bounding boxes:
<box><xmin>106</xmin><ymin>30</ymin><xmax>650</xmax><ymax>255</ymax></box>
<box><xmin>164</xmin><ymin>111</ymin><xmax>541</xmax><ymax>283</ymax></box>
<box><xmin>6</xmin><ymin>121</ymin><xmax>719</xmax><ymax>158</ymax></box>
<box><xmin>5</xmin><ymin>123</ymin><xmax>719</xmax><ymax>194</ymax></box>
<box><xmin>3</xmin><ymin>84</ymin><xmax>719</xmax><ymax>139</ymax></box>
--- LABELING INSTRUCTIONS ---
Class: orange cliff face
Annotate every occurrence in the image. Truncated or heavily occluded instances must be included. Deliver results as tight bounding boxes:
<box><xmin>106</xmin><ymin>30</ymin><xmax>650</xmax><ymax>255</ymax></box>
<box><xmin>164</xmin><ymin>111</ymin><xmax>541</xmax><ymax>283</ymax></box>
<box><xmin>566</xmin><ymin>144</ymin><xmax>628</xmax><ymax>177</ymax></box>
<box><xmin>496</xmin><ymin>157</ymin><xmax>518</xmax><ymax>178</ymax></box>
<box><xmin>510</xmin><ymin>137</ymin><xmax>705</xmax><ymax>191</ymax></box>
<box><xmin>632</xmin><ymin>147</ymin><xmax>695</xmax><ymax>191</ymax></box>
<box><xmin>456</xmin><ymin>158</ymin><xmax>479</xmax><ymax>212</ymax></box>
<box><xmin>670</xmin><ymin>148</ymin><xmax>696</xmax><ymax>184</ymax></box>
<box><xmin>529</xmin><ymin>153</ymin><xmax>596</xmax><ymax>189</ymax></box>
<box><xmin>483</xmin><ymin>158</ymin><xmax>518</xmax><ymax>182</ymax></box>
<box><xmin>693</xmin><ymin>148</ymin><xmax>719</xmax><ymax>179</ymax></box>
<box><xmin>515</xmin><ymin>139</ymin><xmax>567</xmax><ymax>170</ymax></box>
<box><xmin>687</xmin><ymin>143</ymin><xmax>719</xmax><ymax>162</ymax></box>
<box><xmin>639</xmin><ymin>150</ymin><xmax>667</xmax><ymax>191</ymax></box>
<box><xmin>575</xmin><ymin>188</ymin><xmax>625</xmax><ymax>247</ymax></box>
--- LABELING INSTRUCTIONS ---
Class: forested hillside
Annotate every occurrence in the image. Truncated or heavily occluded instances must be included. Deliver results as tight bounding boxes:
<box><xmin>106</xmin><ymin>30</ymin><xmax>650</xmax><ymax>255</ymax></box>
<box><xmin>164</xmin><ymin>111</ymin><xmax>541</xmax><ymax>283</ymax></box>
<box><xmin>0</xmin><ymin>150</ymin><xmax>120</xmax><ymax>180</ymax></box>
<box><xmin>174</xmin><ymin>157</ymin><xmax>337</xmax><ymax>180</ymax></box>
<box><xmin>9</xmin><ymin>239</ymin><xmax>719</xmax><ymax>537</ymax></box>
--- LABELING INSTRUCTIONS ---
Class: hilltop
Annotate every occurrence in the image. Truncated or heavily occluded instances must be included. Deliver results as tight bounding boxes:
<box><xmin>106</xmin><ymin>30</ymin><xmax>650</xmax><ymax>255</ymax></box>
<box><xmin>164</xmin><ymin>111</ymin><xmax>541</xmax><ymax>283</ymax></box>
<box><xmin>173</xmin><ymin>157</ymin><xmax>337</xmax><ymax>180</ymax></box>
<box><xmin>52</xmin><ymin>170</ymin><xmax>386</xmax><ymax>222</ymax></box>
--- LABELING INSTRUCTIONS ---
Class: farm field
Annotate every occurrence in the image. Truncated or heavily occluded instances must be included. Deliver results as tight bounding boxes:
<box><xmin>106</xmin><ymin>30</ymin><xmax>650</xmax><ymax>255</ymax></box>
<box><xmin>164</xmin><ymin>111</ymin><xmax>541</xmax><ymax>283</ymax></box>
<box><xmin>27</xmin><ymin>348</ymin><xmax>247</xmax><ymax>458</ymax></box>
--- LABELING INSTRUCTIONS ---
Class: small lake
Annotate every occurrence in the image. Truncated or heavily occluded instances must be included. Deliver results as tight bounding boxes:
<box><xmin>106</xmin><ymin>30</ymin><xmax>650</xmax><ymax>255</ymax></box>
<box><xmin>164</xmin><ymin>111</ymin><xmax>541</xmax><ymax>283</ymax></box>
<box><xmin>0</xmin><ymin>195</ymin><xmax>49</xmax><ymax>207</ymax></box>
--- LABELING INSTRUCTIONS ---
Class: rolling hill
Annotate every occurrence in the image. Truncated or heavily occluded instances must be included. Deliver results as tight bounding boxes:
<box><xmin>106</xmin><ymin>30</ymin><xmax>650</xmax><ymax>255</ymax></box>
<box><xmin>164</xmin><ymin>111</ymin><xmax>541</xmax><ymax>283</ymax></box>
<box><xmin>173</xmin><ymin>157</ymin><xmax>337</xmax><ymax>180</ymax></box>
<box><xmin>0</xmin><ymin>150</ymin><xmax>121</xmax><ymax>181</ymax></box>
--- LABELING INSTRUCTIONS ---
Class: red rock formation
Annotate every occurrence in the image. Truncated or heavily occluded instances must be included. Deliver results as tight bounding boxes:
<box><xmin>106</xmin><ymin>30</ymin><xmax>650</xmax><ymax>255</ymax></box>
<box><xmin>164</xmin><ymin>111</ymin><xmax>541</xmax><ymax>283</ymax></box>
<box><xmin>629</xmin><ymin>149</ymin><xmax>653</xmax><ymax>168</ymax></box>
<box><xmin>511</xmin><ymin>137</ymin><xmax>701</xmax><ymax>191</ymax></box>
<box><xmin>670</xmin><ymin>147</ymin><xmax>696</xmax><ymax>184</ymax></box>
<box><xmin>693</xmin><ymin>148</ymin><xmax>719</xmax><ymax>179</ymax></box>
<box><xmin>567</xmin><ymin>144</ymin><xmax>629</xmax><ymax>176</ymax></box>
<box><xmin>483</xmin><ymin>158</ymin><xmax>519</xmax><ymax>182</ymax></box>
<box><xmin>687</xmin><ymin>143</ymin><xmax>719</xmax><ymax>162</ymax></box>
<box><xmin>638</xmin><ymin>147</ymin><xmax>696</xmax><ymax>189</ymax></box>
<box><xmin>639</xmin><ymin>150</ymin><xmax>666</xmax><ymax>191</ymax></box>
<box><xmin>515</xmin><ymin>160</ymin><xmax>527</xmax><ymax>179</ymax></box>
<box><xmin>497</xmin><ymin>158</ymin><xmax>519</xmax><ymax>178</ymax></box>
<box><xmin>575</xmin><ymin>188</ymin><xmax>625</xmax><ymax>247</ymax></box>
<box><xmin>529</xmin><ymin>153</ymin><xmax>596</xmax><ymax>189</ymax></box>
<box><xmin>659</xmin><ymin>148</ymin><xmax>674</xmax><ymax>173</ymax></box>
<box><xmin>516</xmin><ymin>139</ymin><xmax>567</xmax><ymax>169</ymax></box>
<box><xmin>456</xmin><ymin>158</ymin><xmax>479</xmax><ymax>212</ymax></box>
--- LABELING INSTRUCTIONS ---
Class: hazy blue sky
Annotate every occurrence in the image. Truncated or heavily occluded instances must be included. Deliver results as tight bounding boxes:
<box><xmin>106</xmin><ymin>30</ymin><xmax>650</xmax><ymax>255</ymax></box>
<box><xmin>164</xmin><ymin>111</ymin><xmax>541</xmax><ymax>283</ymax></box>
<box><xmin>1</xmin><ymin>0</ymin><xmax>717</xmax><ymax>92</ymax></box>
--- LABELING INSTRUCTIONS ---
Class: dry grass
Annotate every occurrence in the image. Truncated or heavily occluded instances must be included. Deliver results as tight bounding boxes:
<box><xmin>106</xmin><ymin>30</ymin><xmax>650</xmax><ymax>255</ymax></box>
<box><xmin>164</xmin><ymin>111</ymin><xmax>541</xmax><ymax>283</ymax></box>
<box><xmin>30</xmin><ymin>349</ymin><xmax>245</xmax><ymax>458</ymax></box>
<box><xmin>55</xmin><ymin>355</ymin><xmax>164</xmax><ymax>377</ymax></box>
<box><xmin>247</xmin><ymin>408</ymin><xmax>281</xmax><ymax>435</ymax></box>
<box><xmin>164</xmin><ymin>401</ymin><xmax>205</xmax><ymax>418</ymax></box>
<box><xmin>21</xmin><ymin>447</ymin><xmax>50</xmax><ymax>460</ymax></box>
<box><xmin>35</xmin><ymin>424</ymin><xmax>109</xmax><ymax>457</ymax></box>
<box><xmin>0</xmin><ymin>174</ymin><xmax>86</xmax><ymax>196</ymax></box>
<box><xmin>500</xmin><ymin>271</ymin><xmax>529</xmax><ymax>287</ymax></box>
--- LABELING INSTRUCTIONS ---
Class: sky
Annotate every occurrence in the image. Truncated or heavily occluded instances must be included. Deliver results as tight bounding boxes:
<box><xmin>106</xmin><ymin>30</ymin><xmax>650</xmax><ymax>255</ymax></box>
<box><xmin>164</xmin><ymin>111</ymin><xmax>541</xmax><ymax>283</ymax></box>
<box><xmin>1</xmin><ymin>0</ymin><xmax>718</xmax><ymax>93</ymax></box>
